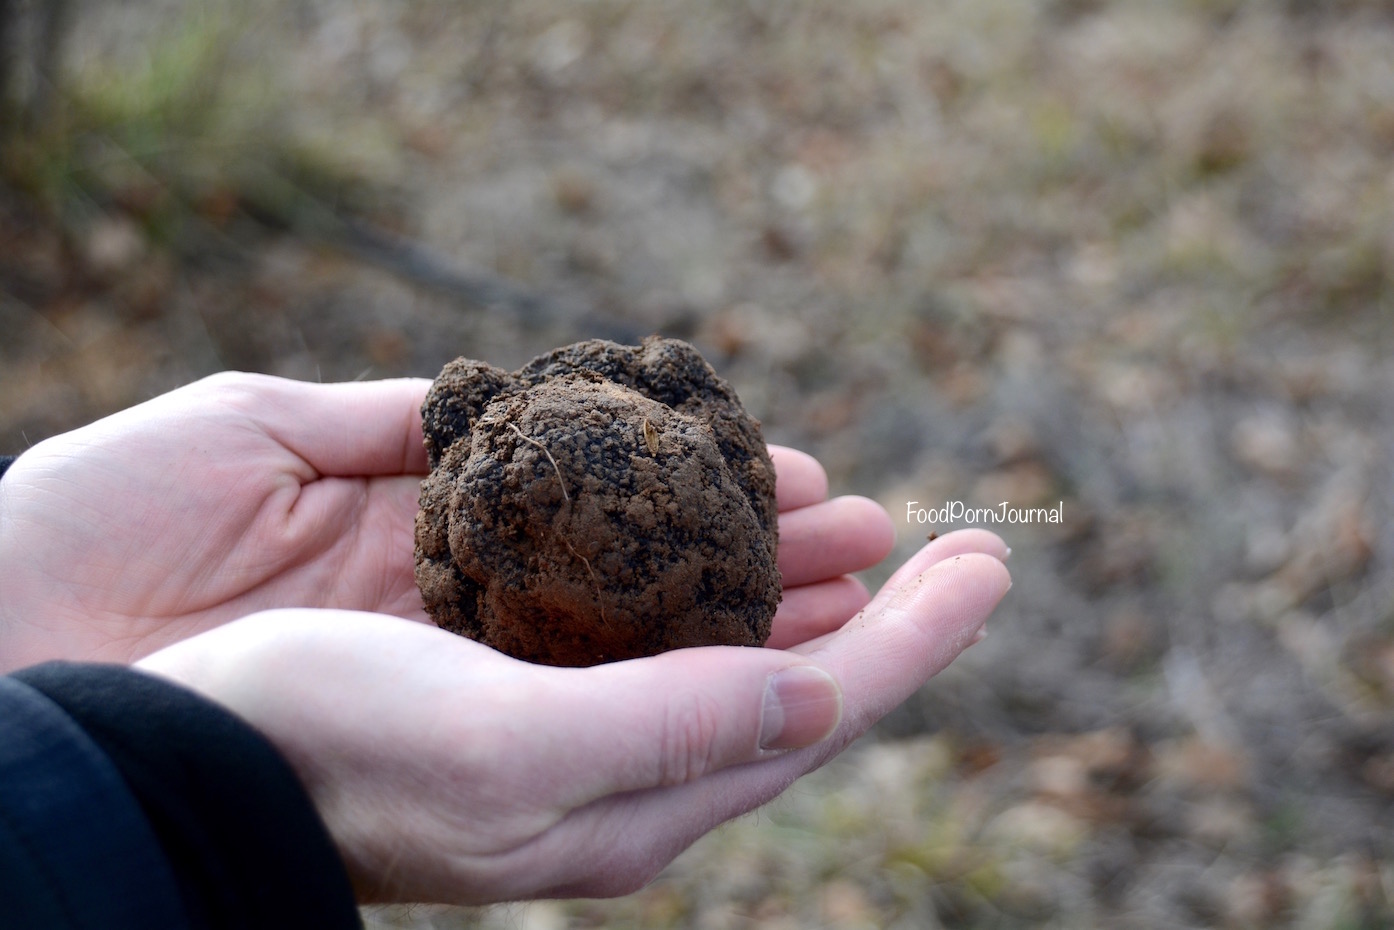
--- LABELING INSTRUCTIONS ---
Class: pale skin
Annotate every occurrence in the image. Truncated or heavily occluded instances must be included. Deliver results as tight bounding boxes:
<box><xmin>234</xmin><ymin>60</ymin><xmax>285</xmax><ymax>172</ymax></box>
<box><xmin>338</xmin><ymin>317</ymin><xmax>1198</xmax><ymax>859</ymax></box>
<box><xmin>0</xmin><ymin>371</ymin><xmax>1011</xmax><ymax>904</ymax></box>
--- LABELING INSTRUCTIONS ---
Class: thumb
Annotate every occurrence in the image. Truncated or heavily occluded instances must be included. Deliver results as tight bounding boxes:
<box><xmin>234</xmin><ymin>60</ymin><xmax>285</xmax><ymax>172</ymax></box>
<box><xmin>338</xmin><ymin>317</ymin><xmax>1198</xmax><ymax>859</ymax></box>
<box><xmin>535</xmin><ymin>648</ymin><xmax>844</xmax><ymax>809</ymax></box>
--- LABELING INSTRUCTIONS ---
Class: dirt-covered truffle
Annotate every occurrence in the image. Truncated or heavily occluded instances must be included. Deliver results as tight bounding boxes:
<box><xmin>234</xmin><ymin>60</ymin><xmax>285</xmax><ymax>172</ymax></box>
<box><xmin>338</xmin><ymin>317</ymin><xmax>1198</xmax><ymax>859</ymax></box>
<box><xmin>414</xmin><ymin>337</ymin><xmax>781</xmax><ymax>667</ymax></box>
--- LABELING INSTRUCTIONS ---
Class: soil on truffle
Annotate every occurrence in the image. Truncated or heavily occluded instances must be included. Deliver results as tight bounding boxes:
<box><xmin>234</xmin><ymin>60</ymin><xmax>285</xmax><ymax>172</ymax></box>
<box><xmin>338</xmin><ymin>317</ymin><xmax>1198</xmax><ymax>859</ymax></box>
<box><xmin>414</xmin><ymin>337</ymin><xmax>781</xmax><ymax>667</ymax></box>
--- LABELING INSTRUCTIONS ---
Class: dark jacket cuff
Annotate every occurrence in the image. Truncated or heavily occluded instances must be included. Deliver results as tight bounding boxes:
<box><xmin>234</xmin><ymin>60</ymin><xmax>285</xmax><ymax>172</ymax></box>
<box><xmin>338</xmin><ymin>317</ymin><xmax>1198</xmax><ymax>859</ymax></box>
<box><xmin>0</xmin><ymin>674</ymin><xmax>192</xmax><ymax>929</ymax></box>
<box><xmin>11</xmin><ymin>662</ymin><xmax>362</xmax><ymax>930</ymax></box>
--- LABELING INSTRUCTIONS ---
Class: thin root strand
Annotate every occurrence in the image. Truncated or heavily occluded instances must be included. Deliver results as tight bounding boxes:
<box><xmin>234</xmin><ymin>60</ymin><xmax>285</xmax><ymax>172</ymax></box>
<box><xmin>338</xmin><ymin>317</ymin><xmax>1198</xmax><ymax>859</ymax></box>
<box><xmin>563</xmin><ymin>537</ymin><xmax>608</xmax><ymax>628</ymax></box>
<box><xmin>507</xmin><ymin>421</ymin><xmax>570</xmax><ymax>501</ymax></box>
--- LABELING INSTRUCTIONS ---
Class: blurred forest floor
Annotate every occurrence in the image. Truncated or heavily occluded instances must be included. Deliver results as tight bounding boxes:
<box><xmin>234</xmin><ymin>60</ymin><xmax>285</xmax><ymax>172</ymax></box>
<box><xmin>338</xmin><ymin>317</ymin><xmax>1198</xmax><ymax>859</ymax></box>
<box><xmin>3</xmin><ymin>0</ymin><xmax>1394</xmax><ymax>927</ymax></box>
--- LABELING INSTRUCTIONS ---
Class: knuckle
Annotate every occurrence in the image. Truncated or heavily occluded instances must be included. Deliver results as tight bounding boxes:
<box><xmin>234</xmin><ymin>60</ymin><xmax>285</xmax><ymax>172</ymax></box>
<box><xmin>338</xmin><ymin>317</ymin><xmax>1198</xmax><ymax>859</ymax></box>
<box><xmin>558</xmin><ymin>851</ymin><xmax>662</xmax><ymax>900</ymax></box>
<box><xmin>585</xmin><ymin>859</ymin><xmax>660</xmax><ymax>899</ymax></box>
<box><xmin>576</xmin><ymin>834</ymin><xmax>678</xmax><ymax>898</ymax></box>
<box><xmin>195</xmin><ymin>370</ymin><xmax>261</xmax><ymax>394</ymax></box>
<box><xmin>193</xmin><ymin>370</ymin><xmax>275</xmax><ymax>411</ymax></box>
<box><xmin>659</xmin><ymin>691</ymin><xmax>724</xmax><ymax>786</ymax></box>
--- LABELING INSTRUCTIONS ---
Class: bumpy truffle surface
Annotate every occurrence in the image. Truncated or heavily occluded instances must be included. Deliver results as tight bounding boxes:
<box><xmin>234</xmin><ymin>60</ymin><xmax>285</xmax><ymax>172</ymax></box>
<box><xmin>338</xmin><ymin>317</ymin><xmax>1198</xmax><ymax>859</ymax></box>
<box><xmin>414</xmin><ymin>337</ymin><xmax>780</xmax><ymax>667</ymax></box>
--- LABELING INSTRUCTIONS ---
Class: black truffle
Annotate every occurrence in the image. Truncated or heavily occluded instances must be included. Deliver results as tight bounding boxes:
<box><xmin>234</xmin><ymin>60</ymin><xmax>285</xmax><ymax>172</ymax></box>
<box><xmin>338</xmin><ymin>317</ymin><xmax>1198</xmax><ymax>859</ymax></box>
<box><xmin>414</xmin><ymin>337</ymin><xmax>781</xmax><ymax>666</ymax></box>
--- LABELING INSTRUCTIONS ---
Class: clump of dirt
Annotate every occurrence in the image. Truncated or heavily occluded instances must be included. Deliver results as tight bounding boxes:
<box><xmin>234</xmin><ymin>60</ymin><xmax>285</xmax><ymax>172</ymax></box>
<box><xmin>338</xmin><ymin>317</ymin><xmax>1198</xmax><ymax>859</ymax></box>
<box><xmin>414</xmin><ymin>337</ymin><xmax>781</xmax><ymax>666</ymax></box>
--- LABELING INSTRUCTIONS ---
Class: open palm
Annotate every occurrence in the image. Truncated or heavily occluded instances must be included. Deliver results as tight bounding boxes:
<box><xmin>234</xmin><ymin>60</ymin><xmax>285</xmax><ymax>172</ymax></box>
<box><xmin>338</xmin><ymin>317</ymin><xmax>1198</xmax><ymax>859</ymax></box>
<box><xmin>0</xmin><ymin>372</ymin><xmax>892</xmax><ymax>672</ymax></box>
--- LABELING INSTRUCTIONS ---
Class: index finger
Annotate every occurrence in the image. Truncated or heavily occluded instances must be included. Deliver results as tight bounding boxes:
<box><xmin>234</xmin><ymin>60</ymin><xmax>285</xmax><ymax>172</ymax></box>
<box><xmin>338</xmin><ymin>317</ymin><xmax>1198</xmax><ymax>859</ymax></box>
<box><xmin>208</xmin><ymin>374</ymin><xmax>433</xmax><ymax>478</ymax></box>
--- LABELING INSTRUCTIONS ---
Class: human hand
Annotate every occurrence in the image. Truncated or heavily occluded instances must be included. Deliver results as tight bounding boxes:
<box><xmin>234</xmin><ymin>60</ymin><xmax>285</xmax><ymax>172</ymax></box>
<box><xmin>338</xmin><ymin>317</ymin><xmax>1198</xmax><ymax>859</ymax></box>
<box><xmin>0</xmin><ymin>373</ymin><xmax>430</xmax><ymax>672</ymax></box>
<box><xmin>135</xmin><ymin>529</ymin><xmax>1010</xmax><ymax>904</ymax></box>
<box><xmin>0</xmin><ymin>372</ymin><xmax>893</xmax><ymax>671</ymax></box>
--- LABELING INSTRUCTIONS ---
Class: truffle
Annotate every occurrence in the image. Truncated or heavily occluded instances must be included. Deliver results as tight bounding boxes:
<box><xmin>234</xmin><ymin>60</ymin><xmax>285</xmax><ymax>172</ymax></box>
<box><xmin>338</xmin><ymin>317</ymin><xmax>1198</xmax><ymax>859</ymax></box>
<box><xmin>414</xmin><ymin>337</ymin><xmax>781</xmax><ymax>666</ymax></box>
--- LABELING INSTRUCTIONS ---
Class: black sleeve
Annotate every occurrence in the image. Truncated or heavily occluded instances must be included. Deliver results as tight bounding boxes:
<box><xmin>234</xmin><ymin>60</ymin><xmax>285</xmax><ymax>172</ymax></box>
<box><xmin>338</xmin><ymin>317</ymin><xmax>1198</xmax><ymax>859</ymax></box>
<box><xmin>0</xmin><ymin>674</ymin><xmax>191</xmax><ymax>929</ymax></box>
<box><xmin>3</xmin><ymin>663</ymin><xmax>363</xmax><ymax>930</ymax></box>
<box><xmin>0</xmin><ymin>454</ymin><xmax>16</xmax><ymax>479</ymax></box>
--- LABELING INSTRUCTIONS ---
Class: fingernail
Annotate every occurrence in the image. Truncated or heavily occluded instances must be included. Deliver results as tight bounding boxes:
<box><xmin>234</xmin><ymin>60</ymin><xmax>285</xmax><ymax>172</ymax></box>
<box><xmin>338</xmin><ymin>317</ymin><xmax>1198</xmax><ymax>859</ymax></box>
<box><xmin>760</xmin><ymin>666</ymin><xmax>843</xmax><ymax>751</ymax></box>
<box><xmin>1003</xmin><ymin>546</ymin><xmax>1013</xmax><ymax>561</ymax></box>
<box><xmin>970</xmin><ymin>626</ymin><xmax>988</xmax><ymax>645</ymax></box>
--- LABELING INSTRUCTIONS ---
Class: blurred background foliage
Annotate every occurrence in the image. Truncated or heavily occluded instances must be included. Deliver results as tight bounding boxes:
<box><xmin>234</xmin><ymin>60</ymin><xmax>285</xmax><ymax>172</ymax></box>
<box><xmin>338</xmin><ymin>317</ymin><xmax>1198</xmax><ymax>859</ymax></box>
<box><xmin>2</xmin><ymin>0</ymin><xmax>1393</xmax><ymax>927</ymax></box>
